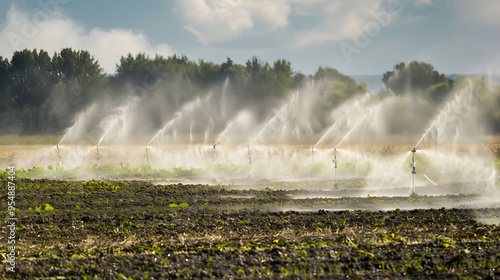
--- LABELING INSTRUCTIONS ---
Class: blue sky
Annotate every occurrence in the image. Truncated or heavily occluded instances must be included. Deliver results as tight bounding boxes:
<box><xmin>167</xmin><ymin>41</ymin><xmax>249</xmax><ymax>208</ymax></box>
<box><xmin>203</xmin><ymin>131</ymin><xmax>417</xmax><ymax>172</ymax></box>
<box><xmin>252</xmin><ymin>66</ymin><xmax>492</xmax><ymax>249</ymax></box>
<box><xmin>0</xmin><ymin>0</ymin><xmax>499</xmax><ymax>76</ymax></box>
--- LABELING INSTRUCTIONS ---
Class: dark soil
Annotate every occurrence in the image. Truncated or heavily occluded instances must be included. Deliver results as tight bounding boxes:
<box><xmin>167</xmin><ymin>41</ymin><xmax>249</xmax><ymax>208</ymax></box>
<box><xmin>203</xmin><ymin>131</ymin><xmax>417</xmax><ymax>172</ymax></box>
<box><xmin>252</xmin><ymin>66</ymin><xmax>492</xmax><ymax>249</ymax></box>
<box><xmin>1</xmin><ymin>179</ymin><xmax>499</xmax><ymax>279</ymax></box>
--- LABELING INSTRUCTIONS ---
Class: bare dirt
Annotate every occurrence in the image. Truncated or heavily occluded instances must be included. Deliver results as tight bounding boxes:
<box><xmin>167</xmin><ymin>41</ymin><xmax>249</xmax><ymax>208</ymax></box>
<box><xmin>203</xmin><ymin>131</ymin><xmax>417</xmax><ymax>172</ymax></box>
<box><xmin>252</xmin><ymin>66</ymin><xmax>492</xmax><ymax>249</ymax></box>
<box><xmin>1</xmin><ymin>179</ymin><xmax>499</xmax><ymax>279</ymax></box>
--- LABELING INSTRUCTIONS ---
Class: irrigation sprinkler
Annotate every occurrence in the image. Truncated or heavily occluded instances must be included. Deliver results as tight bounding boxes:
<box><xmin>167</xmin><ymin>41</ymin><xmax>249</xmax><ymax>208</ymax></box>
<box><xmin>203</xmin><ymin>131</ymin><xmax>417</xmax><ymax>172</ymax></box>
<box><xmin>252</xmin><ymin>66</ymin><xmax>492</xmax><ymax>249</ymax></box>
<box><xmin>332</xmin><ymin>148</ymin><xmax>338</xmax><ymax>185</ymax></box>
<box><xmin>143</xmin><ymin>145</ymin><xmax>160</xmax><ymax>173</ymax></box>
<box><xmin>212</xmin><ymin>143</ymin><xmax>217</xmax><ymax>162</ymax></box>
<box><xmin>410</xmin><ymin>148</ymin><xmax>416</xmax><ymax>194</ymax></box>
<box><xmin>329</xmin><ymin>109</ymin><xmax>374</xmax><ymax>187</ymax></box>
<box><xmin>56</xmin><ymin>144</ymin><xmax>62</xmax><ymax>161</ymax></box>
<box><xmin>144</xmin><ymin>144</ymin><xmax>159</xmax><ymax>173</ymax></box>
<box><xmin>311</xmin><ymin>147</ymin><xmax>315</xmax><ymax>164</ymax></box>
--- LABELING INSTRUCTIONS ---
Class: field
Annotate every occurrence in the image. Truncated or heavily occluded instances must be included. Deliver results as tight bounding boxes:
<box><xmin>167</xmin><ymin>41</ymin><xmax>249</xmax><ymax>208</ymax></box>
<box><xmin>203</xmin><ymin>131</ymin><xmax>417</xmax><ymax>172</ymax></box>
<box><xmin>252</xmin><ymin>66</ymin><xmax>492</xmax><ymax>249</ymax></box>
<box><xmin>0</xmin><ymin>178</ymin><xmax>499</xmax><ymax>279</ymax></box>
<box><xmin>1</xmin><ymin>142</ymin><xmax>500</xmax><ymax>279</ymax></box>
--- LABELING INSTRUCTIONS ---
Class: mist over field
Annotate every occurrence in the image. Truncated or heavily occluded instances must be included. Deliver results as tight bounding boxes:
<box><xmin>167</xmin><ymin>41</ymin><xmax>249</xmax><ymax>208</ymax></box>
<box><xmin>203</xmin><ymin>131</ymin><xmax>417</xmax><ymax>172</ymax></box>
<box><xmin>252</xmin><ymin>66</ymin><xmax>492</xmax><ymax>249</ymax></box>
<box><xmin>1</xmin><ymin>54</ymin><xmax>498</xmax><ymax>195</ymax></box>
<box><xmin>1</xmin><ymin>50</ymin><xmax>499</xmax><ymax>147</ymax></box>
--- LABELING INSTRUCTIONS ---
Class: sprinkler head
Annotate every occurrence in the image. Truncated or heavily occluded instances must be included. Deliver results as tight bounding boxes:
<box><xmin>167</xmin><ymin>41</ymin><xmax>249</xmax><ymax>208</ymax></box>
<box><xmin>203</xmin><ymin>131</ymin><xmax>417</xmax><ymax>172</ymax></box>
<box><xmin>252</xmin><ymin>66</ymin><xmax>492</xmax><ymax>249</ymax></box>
<box><xmin>213</xmin><ymin>144</ymin><xmax>216</xmax><ymax>149</ymax></box>
<box><xmin>411</xmin><ymin>148</ymin><xmax>416</xmax><ymax>153</ymax></box>
<box><xmin>332</xmin><ymin>149</ymin><xmax>338</xmax><ymax>168</ymax></box>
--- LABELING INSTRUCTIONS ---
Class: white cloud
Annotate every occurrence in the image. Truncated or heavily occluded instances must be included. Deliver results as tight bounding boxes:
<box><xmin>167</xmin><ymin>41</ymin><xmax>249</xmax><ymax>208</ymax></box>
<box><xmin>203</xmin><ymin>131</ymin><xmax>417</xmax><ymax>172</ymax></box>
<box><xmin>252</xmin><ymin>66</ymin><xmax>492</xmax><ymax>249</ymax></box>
<box><xmin>179</xmin><ymin>0</ymin><xmax>409</xmax><ymax>48</ymax></box>
<box><xmin>0</xmin><ymin>7</ymin><xmax>173</xmax><ymax>74</ymax></box>
<box><xmin>180</xmin><ymin>0</ymin><xmax>290</xmax><ymax>44</ymax></box>
<box><xmin>414</xmin><ymin>0</ymin><xmax>432</xmax><ymax>6</ymax></box>
<box><xmin>459</xmin><ymin>0</ymin><xmax>500</xmax><ymax>26</ymax></box>
<box><xmin>292</xmin><ymin>0</ymin><xmax>399</xmax><ymax>48</ymax></box>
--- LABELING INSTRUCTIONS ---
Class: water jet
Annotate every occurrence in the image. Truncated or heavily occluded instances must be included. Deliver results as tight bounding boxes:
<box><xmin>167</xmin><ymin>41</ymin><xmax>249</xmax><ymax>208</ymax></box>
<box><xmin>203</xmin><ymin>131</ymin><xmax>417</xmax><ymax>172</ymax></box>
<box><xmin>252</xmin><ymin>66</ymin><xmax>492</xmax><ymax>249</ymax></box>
<box><xmin>314</xmin><ymin>93</ymin><xmax>371</xmax><ymax>148</ymax></box>
<box><xmin>248</xmin><ymin>92</ymin><xmax>299</xmax><ymax>146</ymax></box>
<box><xmin>148</xmin><ymin>93</ymin><xmax>214</xmax><ymax>146</ymax></box>
<box><xmin>423</xmin><ymin>174</ymin><xmax>438</xmax><ymax>186</ymax></box>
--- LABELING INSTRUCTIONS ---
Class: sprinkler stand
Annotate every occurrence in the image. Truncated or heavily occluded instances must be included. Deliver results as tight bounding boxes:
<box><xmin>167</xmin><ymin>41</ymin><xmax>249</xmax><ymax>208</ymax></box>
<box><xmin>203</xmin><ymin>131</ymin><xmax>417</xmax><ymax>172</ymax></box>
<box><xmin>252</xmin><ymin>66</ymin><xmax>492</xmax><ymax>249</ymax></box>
<box><xmin>56</xmin><ymin>144</ymin><xmax>62</xmax><ymax>161</ymax></box>
<box><xmin>212</xmin><ymin>143</ymin><xmax>216</xmax><ymax>162</ymax></box>
<box><xmin>411</xmin><ymin>148</ymin><xmax>416</xmax><ymax>194</ymax></box>
<box><xmin>332</xmin><ymin>148</ymin><xmax>338</xmax><ymax>185</ymax></box>
<box><xmin>144</xmin><ymin>145</ymin><xmax>159</xmax><ymax>172</ymax></box>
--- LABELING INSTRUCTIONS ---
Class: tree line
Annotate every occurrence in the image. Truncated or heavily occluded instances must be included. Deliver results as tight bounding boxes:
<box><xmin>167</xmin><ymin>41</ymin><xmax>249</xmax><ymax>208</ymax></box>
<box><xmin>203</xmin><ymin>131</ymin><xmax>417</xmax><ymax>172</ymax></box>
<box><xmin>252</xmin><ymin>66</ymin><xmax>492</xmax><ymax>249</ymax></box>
<box><xmin>0</xmin><ymin>48</ymin><xmax>364</xmax><ymax>134</ymax></box>
<box><xmin>0</xmin><ymin>48</ymin><xmax>498</xmax><ymax>135</ymax></box>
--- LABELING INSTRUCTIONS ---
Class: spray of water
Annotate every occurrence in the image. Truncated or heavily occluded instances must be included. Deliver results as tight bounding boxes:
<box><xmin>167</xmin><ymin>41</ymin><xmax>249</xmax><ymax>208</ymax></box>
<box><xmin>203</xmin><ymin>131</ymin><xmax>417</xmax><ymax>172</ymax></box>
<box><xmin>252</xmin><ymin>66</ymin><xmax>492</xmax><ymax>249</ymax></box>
<box><xmin>414</xmin><ymin>80</ymin><xmax>480</xmax><ymax>149</ymax></box>
<box><xmin>147</xmin><ymin>116</ymin><xmax>179</xmax><ymax>146</ymax></box>
<box><xmin>213</xmin><ymin>110</ymin><xmax>254</xmax><ymax>147</ymax></box>
<box><xmin>97</xmin><ymin>101</ymin><xmax>137</xmax><ymax>146</ymax></box>
<box><xmin>335</xmin><ymin>114</ymin><xmax>369</xmax><ymax>149</ymax></box>
<box><xmin>248</xmin><ymin>92</ymin><xmax>299</xmax><ymax>146</ymax></box>
<box><xmin>57</xmin><ymin>114</ymin><xmax>83</xmax><ymax>146</ymax></box>
<box><xmin>58</xmin><ymin>103</ymin><xmax>99</xmax><ymax>146</ymax></box>
<box><xmin>214</xmin><ymin>121</ymin><xmax>235</xmax><ymax>147</ymax></box>
<box><xmin>147</xmin><ymin>93</ymin><xmax>214</xmax><ymax>146</ymax></box>
<box><xmin>314</xmin><ymin>93</ymin><xmax>371</xmax><ymax>148</ymax></box>
<box><xmin>414</xmin><ymin>119</ymin><xmax>437</xmax><ymax>149</ymax></box>
<box><xmin>335</xmin><ymin>101</ymin><xmax>382</xmax><ymax>149</ymax></box>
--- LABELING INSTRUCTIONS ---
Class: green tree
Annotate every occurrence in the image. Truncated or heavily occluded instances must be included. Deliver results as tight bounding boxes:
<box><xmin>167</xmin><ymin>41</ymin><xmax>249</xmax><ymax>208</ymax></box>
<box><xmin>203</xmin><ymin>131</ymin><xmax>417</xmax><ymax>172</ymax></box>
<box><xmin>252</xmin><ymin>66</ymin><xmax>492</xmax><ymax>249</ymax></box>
<box><xmin>195</xmin><ymin>59</ymin><xmax>221</xmax><ymax>87</ymax></box>
<box><xmin>10</xmin><ymin>49</ymin><xmax>55</xmax><ymax>109</ymax></box>
<box><xmin>313</xmin><ymin>67</ymin><xmax>366</xmax><ymax>101</ymax></box>
<box><xmin>382</xmin><ymin>61</ymin><xmax>451</xmax><ymax>101</ymax></box>
<box><xmin>48</xmin><ymin>48</ymin><xmax>107</xmax><ymax>133</ymax></box>
<box><xmin>0</xmin><ymin>48</ymin><xmax>109</xmax><ymax>134</ymax></box>
<box><xmin>220</xmin><ymin>57</ymin><xmax>233</xmax><ymax>74</ymax></box>
<box><xmin>114</xmin><ymin>53</ymin><xmax>202</xmax><ymax>93</ymax></box>
<box><xmin>52</xmin><ymin>48</ymin><xmax>106</xmax><ymax>105</ymax></box>
<box><xmin>0</xmin><ymin>56</ymin><xmax>17</xmax><ymax>133</ymax></box>
<box><xmin>272</xmin><ymin>59</ymin><xmax>293</xmax><ymax>96</ymax></box>
<box><xmin>246</xmin><ymin>56</ymin><xmax>270</xmax><ymax>86</ymax></box>
<box><xmin>292</xmin><ymin>72</ymin><xmax>306</xmax><ymax>88</ymax></box>
<box><xmin>312</xmin><ymin>67</ymin><xmax>367</xmax><ymax>128</ymax></box>
<box><xmin>9</xmin><ymin>49</ymin><xmax>57</xmax><ymax>133</ymax></box>
<box><xmin>114</xmin><ymin>53</ymin><xmax>155</xmax><ymax>88</ymax></box>
<box><xmin>0</xmin><ymin>56</ymin><xmax>13</xmax><ymax>111</ymax></box>
<box><xmin>219</xmin><ymin>57</ymin><xmax>248</xmax><ymax>86</ymax></box>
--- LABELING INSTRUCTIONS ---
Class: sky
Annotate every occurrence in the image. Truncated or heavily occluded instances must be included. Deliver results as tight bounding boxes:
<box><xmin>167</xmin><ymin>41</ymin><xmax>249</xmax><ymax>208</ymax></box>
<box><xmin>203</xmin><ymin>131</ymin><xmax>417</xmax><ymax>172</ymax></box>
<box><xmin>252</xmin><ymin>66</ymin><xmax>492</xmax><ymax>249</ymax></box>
<box><xmin>0</xmin><ymin>0</ymin><xmax>499</xmax><ymax>76</ymax></box>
